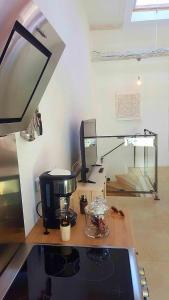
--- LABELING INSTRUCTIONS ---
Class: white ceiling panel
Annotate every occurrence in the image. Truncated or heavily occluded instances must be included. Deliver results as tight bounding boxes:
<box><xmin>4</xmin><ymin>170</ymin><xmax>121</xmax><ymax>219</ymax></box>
<box><xmin>83</xmin><ymin>0</ymin><xmax>126</xmax><ymax>30</ymax></box>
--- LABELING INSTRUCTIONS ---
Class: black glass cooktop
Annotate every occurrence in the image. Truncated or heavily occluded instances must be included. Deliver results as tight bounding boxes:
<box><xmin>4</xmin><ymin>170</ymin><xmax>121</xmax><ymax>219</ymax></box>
<box><xmin>4</xmin><ymin>245</ymin><xmax>135</xmax><ymax>300</ymax></box>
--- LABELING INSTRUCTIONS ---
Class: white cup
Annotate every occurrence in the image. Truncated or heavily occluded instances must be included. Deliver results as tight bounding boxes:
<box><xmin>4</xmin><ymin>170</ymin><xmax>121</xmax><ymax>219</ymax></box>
<box><xmin>60</xmin><ymin>224</ymin><xmax>71</xmax><ymax>241</ymax></box>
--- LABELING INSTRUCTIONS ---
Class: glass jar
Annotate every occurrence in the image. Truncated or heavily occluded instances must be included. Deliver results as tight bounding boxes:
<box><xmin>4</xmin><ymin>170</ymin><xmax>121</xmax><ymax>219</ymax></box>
<box><xmin>84</xmin><ymin>196</ymin><xmax>109</xmax><ymax>238</ymax></box>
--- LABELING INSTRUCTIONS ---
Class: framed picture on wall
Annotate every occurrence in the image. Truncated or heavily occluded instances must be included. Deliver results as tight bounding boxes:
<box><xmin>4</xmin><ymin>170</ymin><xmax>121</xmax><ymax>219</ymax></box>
<box><xmin>115</xmin><ymin>93</ymin><xmax>141</xmax><ymax>120</ymax></box>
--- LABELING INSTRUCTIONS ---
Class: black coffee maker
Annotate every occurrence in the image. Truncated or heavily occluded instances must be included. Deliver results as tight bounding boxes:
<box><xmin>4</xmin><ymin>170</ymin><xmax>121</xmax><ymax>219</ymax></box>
<box><xmin>39</xmin><ymin>169</ymin><xmax>77</xmax><ymax>232</ymax></box>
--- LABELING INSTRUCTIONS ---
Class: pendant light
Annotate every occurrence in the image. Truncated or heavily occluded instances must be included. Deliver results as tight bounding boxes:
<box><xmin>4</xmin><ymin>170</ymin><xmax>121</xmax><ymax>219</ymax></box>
<box><xmin>136</xmin><ymin>57</ymin><xmax>142</xmax><ymax>86</ymax></box>
<box><xmin>137</xmin><ymin>76</ymin><xmax>142</xmax><ymax>86</ymax></box>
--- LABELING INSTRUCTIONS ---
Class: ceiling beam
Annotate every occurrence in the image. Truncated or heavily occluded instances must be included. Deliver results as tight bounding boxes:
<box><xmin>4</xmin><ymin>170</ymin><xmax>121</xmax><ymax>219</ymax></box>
<box><xmin>92</xmin><ymin>48</ymin><xmax>169</xmax><ymax>61</ymax></box>
<box><xmin>134</xmin><ymin>5</ymin><xmax>169</xmax><ymax>11</ymax></box>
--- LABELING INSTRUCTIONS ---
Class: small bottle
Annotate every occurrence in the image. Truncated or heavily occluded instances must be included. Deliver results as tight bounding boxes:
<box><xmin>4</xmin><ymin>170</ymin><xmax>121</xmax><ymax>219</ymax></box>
<box><xmin>80</xmin><ymin>195</ymin><xmax>88</xmax><ymax>214</ymax></box>
<box><xmin>60</xmin><ymin>215</ymin><xmax>71</xmax><ymax>241</ymax></box>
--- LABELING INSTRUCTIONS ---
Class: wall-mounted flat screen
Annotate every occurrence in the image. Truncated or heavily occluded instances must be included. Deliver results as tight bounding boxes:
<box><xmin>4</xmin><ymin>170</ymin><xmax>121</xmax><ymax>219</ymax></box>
<box><xmin>80</xmin><ymin>119</ymin><xmax>97</xmax><ymax>182</ymax></box>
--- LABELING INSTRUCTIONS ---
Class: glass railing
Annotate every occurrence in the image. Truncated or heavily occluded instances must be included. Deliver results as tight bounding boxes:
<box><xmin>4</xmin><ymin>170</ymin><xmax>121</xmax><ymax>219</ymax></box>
<box><xmin>84</xmin><ymin>129</ymin><xmax>158</xmax><ymax>198</ymax></box>
<box><xmin>144</xmin><ymin>129</ymin><xmax>158</xmax><ymax>195</ymax></box>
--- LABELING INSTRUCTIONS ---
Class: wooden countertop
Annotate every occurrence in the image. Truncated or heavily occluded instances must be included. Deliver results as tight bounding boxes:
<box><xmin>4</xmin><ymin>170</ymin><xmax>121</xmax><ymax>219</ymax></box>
<box><xmin>26</xmin><ymin>209</ymin><xmax>135</xmax><ymax>248</ymax></box>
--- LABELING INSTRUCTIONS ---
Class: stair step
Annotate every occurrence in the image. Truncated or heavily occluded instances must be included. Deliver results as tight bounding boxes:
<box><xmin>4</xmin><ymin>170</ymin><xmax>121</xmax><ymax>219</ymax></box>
<box><xmin>107</xmin><ymin>181</ymin><xmax>128</xmax><ymax>191</ymax></box>
<box><xmin>115</xmin><ymin>175</ymin><xmax>136</xmax><ymax>190</ymax></box>
<box><xmin>128</xmin><ymin>167</ymin><xmax>153</xmax><ymax>190</ymax></box>
<box><xmin>116</xmin><ymin>170</ymin><xmax>149</xmax><ymax>191</ymax></box>
<box><xmin>106</xmin><ymin>191</ymin><xmax>138</xmax><ymax>197</ymax></box>
<box><xmin>106</xmin><ymin>166</ymin><xmax>153</xmax><ymax>197</ymax></box>
<box><xmin>106</xmin><ymin>180</ymin><xmax>140</xmax><ymax>197</ymax></box>
<box><xmin>107</xmin><ymin>181</ymin><xmax>134</xmax><ymax>192</ymax></box>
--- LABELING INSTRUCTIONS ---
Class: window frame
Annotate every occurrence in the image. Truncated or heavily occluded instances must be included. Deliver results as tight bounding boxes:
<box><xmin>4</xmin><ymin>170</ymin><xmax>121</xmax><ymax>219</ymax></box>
<box><xmin>134</xmin><ymin>0</ymin><xmax>169</xmax><ymax>11</ymax></box>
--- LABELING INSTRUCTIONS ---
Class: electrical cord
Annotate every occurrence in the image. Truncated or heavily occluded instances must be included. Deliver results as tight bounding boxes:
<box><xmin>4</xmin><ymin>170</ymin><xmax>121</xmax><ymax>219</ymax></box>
<box><xmin>71</xmin><ymin>160</ymin><xmax>81</xmax><ymax>174</ymax></box>
<box><xmin>36</xmin><ymin>201</ymin><xmax>42</xmax><ymax>217</ymax></box>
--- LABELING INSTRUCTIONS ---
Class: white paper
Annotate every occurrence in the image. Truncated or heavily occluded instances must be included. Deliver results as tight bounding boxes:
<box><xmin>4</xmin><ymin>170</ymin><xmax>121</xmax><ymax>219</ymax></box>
<box><xmin>48</xmin><ymin>168</ymin><xmax>71</xmax><ymax>176</ymax></box>
<box><xmin>116</xmin><ymin>93</ymin><xmax>141</xmax><ymax>120</ymax></box>
<box><xmin>124</xmin><ymin>137</ymin><xmax>154</xmax><ymax>147</ymax></box>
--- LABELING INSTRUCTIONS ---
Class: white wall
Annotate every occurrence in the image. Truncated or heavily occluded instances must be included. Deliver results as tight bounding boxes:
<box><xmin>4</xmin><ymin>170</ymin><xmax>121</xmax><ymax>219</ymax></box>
<box><xmin>93</xmin><ymin>57</ymin><xmax>169</xmax><ymax>169</ymax></box>
<box><xmin>90</xmin><ymin>22</ymin><xmax>169</xmax><ymax>172</ymax></box>
<box><xmin>91</xmin><ymin>22</ymin><xmax>169</xmax><ymax>52</ymax></box>
<box><xmin>16</xmin><ymin>0</ymin><xmax>95</xmax><ymax>236</ymax></box>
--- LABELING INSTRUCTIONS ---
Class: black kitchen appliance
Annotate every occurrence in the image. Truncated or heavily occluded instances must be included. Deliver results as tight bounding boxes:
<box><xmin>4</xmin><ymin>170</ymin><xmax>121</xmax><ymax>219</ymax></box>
<box><xmin>39</xmin><ymin>169</ymin><xmax>77</xmax><ymax>230</ymax></box>
<box><xmin>80</xmin><ymin>119</ymin><xmax>98</xmax><ymax>183</ymax></box>
<box><xmin>3</xmin><ymin>245</ymin><xmax>144</xmax><ymax>300</ymax></box>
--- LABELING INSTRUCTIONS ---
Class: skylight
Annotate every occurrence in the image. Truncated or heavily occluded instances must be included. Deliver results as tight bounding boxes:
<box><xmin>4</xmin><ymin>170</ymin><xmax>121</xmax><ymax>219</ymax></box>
<box><xmin>132</xmin><ymin>0</ymin><xmax>169</xmax><ymax>21</ymax></box>
<box><xmin>132</xmin><ymin>9</ymin><xmax>169</xmax><ymax>21</ymax></box>
<box><xmin>136</xmin><ymin>0</ymin><xmax>169</xmax><ymax>7</ymax></box>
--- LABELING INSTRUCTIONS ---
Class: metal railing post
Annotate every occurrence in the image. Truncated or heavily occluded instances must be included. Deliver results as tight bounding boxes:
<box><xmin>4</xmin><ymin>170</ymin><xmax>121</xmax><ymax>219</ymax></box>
<box><xmin>134</xmin><ymin>146</ymin><xmax>136</xmax><ymax>168</ymax></box>
<box><xmin>154</xmin><ymin>134</ymin><xmax>158</xmax><ymax>193</ymax></box>
<box><xmin>144</xmin><ymin>129</ymin><xmax>146</xmax><ymax>176</ymax></box>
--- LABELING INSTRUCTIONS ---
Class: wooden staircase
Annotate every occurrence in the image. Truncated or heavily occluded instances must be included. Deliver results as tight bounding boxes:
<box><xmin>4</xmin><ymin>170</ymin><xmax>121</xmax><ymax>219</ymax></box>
<box><xmin>106</xmin><ymin>167</ymin><xmax>152</xmax><ymax>197</ymax></box>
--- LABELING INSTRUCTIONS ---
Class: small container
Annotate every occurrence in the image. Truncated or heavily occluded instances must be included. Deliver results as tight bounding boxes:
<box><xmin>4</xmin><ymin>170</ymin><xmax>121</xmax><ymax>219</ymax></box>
<box><xmin>85</xmin><ymin>196</ymin><xmax>109</xmax><ymax>239</ymax></box>
<box><xmin>60</xmin><ymin>215</ymin><xmax>71</xmax><ymax>241</ymax></box>
<box><xmin>80</xmin><ymin>195</ymin><xmax>88</xmax><ymax>214</ymax></box>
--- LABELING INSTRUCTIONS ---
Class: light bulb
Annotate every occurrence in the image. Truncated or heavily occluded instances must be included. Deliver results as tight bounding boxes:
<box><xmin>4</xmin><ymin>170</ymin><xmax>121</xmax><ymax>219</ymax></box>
<box><xmin>137</xmin><ymin>76</ymin><xmax>142</xmax><ymax>86</ymax></box>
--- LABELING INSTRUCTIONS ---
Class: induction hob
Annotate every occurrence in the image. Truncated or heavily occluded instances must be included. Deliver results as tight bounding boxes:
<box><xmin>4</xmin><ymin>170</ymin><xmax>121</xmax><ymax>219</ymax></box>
<box><xmin>3</xmin><ymin>245</ymin><xmax>142</xmax><ymax>300</ymax></box>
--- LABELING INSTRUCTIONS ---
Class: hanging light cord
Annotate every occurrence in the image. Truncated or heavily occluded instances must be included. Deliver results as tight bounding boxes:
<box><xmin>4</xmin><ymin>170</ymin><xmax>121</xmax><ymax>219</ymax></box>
<box><xmin>155</xmin><ymin>9</ymin><xmax>158</xmax><ymax>49</ymax></box>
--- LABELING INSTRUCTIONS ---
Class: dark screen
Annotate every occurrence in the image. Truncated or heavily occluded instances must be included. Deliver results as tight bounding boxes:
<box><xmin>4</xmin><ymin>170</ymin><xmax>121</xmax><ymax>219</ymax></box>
<box><xmin>80</xmin><ymin>119</ymin><xmax>97</xmax><ymax>182</ymax></box>
<box><xmin>0</xmin><ymin>21</ymin><xmax>51</xmax><ymax>123</ymax></box>
<box><xmin>4</xmin><ymin>245</ymin><xmax>135</xmax><ymax>300</ymax></box>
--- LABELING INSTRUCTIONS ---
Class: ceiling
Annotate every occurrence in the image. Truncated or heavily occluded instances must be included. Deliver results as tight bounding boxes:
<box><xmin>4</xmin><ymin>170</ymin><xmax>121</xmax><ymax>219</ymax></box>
<box><xmin>83</xmin><ymin>0</ymin><xmax>127</xmax><ymax>30</ymax></box>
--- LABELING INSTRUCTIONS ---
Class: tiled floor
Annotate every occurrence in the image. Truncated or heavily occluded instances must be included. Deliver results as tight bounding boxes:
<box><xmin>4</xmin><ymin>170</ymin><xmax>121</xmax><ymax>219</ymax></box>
<box><xmin>107</xmin><ymin>167</ymin><xmax>169</xmax><ymax>300</ymax></box>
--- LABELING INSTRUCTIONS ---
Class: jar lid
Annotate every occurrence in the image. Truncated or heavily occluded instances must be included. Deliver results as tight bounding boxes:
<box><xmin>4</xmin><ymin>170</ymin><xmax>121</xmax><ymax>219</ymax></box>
<box><xmin>85</xmin><ymin>196</ymin><xmax>109</xmax><ymax>215</ymax></box>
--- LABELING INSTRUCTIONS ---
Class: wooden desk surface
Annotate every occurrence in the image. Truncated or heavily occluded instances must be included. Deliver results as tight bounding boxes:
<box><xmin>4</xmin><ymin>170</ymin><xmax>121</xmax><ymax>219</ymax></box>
<box><xmin>26</xmin><ymin>209</ymin><xmax>135</xmax><ymax>248</ymax></box>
